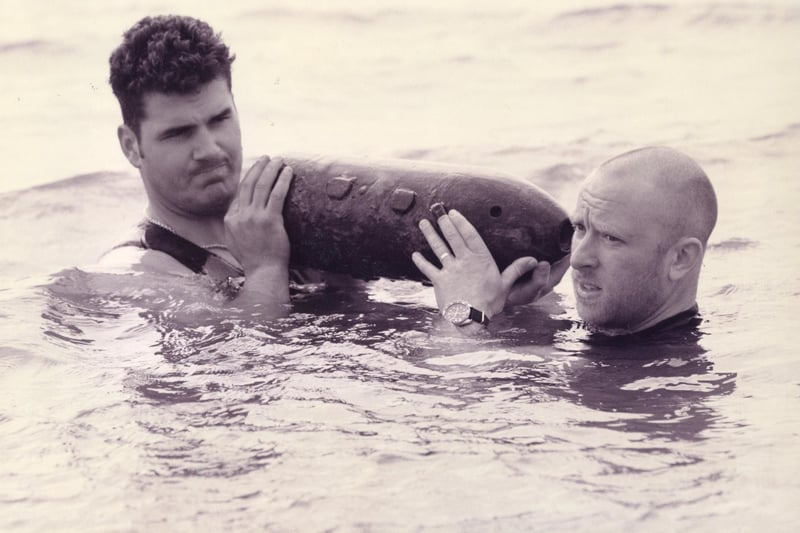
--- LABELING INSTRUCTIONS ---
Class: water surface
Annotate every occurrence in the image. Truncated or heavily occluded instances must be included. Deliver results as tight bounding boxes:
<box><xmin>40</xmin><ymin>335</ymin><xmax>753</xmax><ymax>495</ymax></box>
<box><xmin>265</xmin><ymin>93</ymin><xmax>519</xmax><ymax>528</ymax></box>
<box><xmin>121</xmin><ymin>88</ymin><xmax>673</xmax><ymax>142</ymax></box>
<box><xmin>1</xmin><ymin>1</ymin><xmax>799</xmax><ymax>531</ymax></box>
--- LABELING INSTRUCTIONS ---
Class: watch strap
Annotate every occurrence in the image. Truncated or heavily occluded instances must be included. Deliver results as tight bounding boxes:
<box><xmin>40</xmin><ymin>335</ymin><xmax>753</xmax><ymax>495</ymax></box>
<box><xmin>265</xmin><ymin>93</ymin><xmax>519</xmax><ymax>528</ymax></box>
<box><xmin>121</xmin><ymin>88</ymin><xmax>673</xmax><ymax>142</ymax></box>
<box><xmin>467</xmin><ymin>306</ymin><xmax>490</xmax><ymax>326</ymax></box>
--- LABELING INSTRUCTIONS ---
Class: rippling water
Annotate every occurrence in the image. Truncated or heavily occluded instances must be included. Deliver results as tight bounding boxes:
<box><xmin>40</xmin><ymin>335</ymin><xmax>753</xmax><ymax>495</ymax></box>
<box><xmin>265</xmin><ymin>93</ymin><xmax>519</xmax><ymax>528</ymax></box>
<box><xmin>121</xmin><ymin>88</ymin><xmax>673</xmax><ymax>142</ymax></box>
<box><xmin>1</xmin><ymin>1</ymin><xmax>799</xmax><ymax>531</ymax></box>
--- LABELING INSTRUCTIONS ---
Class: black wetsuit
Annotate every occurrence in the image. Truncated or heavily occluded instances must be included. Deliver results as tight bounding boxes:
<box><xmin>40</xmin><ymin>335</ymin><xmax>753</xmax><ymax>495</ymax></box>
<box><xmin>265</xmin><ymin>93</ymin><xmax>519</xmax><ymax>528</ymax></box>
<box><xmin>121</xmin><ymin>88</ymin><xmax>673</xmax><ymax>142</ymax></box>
<box><xmin>585</xmin><ymin>305</ymin><xmax>703</xmax><ymax>347</ymax></box>
<box><xmin>531</xmin><ymin>304</ymin><xmax>707</xmax><ymax>361</ymax></box>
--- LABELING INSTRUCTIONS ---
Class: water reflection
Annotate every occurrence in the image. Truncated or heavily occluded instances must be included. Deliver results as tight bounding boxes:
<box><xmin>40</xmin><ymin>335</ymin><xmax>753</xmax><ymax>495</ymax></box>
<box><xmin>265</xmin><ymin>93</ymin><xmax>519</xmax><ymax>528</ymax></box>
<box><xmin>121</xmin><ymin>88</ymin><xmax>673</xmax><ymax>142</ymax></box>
<box><xmin>43</xmin><ymin>270</ymin><xmax>737</xmax><ymax>442</ymax></box>
<box><xmin>556</xmin><ymin>316</ymin><xmax>737</xmax><ymax>441</ymax></box>
<box><xmin>39</xmin><ymin>268</ymin><xmax>738</xmax><ymax>499</ymax></box>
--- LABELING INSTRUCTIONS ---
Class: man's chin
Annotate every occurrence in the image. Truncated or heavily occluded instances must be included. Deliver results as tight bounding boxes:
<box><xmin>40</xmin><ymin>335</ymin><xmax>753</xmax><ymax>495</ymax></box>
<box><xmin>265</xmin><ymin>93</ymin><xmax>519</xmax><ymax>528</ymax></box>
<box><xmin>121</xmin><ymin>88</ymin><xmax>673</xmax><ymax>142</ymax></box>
<box><xmin>577</xmin><ymin>306</ymin><xmax>640</xmax><ymax>334</ymax></box>
<box><xmin>190</xmin><ymin>193</ymin><xmax>233</xmax><ymax>217</ymax></box>
<box><xmin>576</xmin><ymin>301</ymin><xmax>611</xmax><ymax>329</ymax></box>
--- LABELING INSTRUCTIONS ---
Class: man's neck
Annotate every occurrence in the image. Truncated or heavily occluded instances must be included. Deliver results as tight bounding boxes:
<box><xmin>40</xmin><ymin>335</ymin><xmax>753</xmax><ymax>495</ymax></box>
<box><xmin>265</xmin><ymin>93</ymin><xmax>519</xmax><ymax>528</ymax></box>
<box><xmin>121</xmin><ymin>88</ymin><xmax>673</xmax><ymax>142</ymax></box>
<box><xmin>583</xmin><ymin>305</ymin><xmax>702</xmax><ymax>351</ymax></box>
<box><xmin>598</xmin><ymin>297</ymin><xmax>699</xmax><ymax>337</ymax></box>
<box><xmin>145</xmin><ymin>206</ymin><xmax>227</xmax><ymax>248</ymax></box>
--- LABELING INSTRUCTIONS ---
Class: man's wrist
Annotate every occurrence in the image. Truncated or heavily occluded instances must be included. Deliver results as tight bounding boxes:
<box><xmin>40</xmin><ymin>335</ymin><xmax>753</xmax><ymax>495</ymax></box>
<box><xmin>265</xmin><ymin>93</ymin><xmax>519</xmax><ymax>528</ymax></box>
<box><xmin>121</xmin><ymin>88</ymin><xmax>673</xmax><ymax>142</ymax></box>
<box><xmin>239</xmin><ymin>263</ymin><xmax>290</xmax><ymax>301</ymax></box>
<box><xmin>441</xmin><ymin>300</ymin><xmax>491</xmax><ymax>327</ymax></box>
<box><xmin>248</xmin><ymin>261</ymin><xmax>288</xmax><ymax>275</ymax></box>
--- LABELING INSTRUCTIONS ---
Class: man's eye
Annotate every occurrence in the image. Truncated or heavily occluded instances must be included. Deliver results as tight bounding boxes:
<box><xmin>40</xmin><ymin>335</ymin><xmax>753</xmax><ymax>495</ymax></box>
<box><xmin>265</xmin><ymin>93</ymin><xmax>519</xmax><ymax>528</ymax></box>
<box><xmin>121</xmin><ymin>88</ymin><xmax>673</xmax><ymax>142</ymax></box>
<box><xmin>602</xmin><ymin>233</ymin><xmax>621</xmax><ymax>243</ymax></box>
<box><xmin>163</xmin><ymin>129</ymin><xmax>189</xmax><ymax>140</ymax></box>
<box><xmin>211</xmin><ymin>113</ymin><xmax>230</xmax><ymax>124</ymax></box>
<box><xmin>572</xmin><ymin>222</ymin><xmax>585</xmax><ymax>233</ymax></box>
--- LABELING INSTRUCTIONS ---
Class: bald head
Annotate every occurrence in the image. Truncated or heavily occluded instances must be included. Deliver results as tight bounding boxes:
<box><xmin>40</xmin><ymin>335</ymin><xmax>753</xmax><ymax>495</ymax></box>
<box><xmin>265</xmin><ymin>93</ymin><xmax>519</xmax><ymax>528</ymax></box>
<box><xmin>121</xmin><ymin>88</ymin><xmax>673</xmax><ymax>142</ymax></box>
<box><xmin>569</xmin><ymin>147</ymin><xmax>717</xmax><ymax>332</ymax></box>
<box><xmin>592</xmin><ymin>146</ymin><xmax>717</xmax><ymax>247</ymax></box>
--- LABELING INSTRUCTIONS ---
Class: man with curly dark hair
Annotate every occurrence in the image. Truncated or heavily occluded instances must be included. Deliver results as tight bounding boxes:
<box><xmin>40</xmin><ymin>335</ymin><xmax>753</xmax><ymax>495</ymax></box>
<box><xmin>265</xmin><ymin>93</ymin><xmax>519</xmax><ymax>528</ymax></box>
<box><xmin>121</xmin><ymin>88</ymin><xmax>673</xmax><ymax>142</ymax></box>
<box><xmin>101</xmin><ymin>15</ymin><xmax>295</xmax><ymax>309</ymax></box>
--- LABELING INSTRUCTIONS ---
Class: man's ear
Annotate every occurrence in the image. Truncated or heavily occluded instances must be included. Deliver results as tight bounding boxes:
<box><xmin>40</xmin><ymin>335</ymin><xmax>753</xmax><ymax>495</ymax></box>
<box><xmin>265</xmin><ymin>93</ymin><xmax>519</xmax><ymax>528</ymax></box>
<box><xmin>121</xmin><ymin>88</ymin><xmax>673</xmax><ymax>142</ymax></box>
<box><xmin>117</xmin><ymin>125</ymin><xmax>143</xmax><ymax>168</ymax></box>
<box><xmin>668</xmin><ymin>237</ymin><xmax>704</xmax><ymax>281</ymax></box>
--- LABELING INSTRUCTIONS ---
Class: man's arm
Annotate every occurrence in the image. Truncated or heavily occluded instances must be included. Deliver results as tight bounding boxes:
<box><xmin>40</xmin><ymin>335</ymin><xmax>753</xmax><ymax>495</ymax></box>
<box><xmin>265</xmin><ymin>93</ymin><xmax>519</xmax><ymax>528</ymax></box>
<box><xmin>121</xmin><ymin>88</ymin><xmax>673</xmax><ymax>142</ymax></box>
<box><xmin>411</xmin><ymin>209</ymin><xmax>568</xmax><ymax>334</ymax></box>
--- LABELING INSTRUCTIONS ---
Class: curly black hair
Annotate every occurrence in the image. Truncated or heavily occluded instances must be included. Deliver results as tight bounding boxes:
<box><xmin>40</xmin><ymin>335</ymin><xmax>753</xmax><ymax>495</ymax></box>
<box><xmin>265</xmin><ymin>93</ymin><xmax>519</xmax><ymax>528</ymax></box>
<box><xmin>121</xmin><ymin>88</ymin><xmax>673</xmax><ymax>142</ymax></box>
<box><xmin>109</xmin><ymin>15</ymin><xmax>235</xmax><ymax>136</ymax></box>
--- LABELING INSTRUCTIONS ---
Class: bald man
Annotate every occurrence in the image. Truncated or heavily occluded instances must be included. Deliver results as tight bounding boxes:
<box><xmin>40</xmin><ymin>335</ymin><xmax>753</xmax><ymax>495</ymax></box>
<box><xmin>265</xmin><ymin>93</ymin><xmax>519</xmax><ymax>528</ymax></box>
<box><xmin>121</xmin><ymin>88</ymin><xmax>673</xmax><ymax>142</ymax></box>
<box><xmin>412</xmin><ymin>146</ymin><xmax>717</xmax><ymax>337</ymax></box>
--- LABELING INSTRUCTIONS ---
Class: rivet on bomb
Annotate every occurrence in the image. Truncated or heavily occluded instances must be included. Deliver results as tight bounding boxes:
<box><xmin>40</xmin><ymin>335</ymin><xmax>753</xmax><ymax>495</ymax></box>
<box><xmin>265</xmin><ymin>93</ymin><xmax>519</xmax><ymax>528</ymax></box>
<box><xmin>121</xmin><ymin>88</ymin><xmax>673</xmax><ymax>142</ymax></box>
<box><xmin>326</xmin><ymin>176</ymin><xmax>356</xmax><ymax>199</ymax></box>
<box><xmin>389</xmin><ymin>188</ymin><xmax>416</xmax><ymax>213</ymax></box>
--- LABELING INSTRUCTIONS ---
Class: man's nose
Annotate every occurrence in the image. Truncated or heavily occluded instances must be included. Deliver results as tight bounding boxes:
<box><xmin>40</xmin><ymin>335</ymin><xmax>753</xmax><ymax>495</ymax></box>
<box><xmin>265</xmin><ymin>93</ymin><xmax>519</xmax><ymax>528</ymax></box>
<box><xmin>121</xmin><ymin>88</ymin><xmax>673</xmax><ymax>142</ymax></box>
<box><xmin>192</xmin><ymin>127</ymin><xmax>224</xmax><ymax>160</ymax></box>
<box><xmin>570</xmin><ymin>233</ymin><xmax>598</xmax><ymax>270</ymax></box>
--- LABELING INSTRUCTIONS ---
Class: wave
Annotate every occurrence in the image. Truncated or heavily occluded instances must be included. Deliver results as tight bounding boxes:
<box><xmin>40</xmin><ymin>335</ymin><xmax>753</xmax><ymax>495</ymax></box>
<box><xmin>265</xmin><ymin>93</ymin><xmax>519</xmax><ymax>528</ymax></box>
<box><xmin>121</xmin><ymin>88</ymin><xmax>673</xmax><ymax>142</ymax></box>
<box><xmin>231</xmin><ymin>1</ymin><xmax>800</xmax><ymax>33</ymax></box>
<box><xmin>554</xmin><ymin>3</ymin><xmax>670</xmax><ymax>22</ymax></box>
<box><xmin>0</xmin><ymin>171</ymin><xmax>141</xmax><ymax>219</ymax></box>
<box><xmin>549</xmin><ymin>41</ymin><xmax>620</xmax><ymax>52</ymax></box>
<box><xmin>552</xmin><ymin>2</ymin><xmax>800</xmax><ymax>27</ymax></box>
<box><xmin>749</xmin><ymin>122</ymin><xmax>800</xmax><ymax>142</ymax></box>
<box><xmin>534</xmin><ymin>163</ymin><xmax>587</xmax><ymax>184</ymax></box>
<box><xmin>0</xmin><ymin>171</ymin><xmax>144</xmax><ymax>279</ymax></box>
<box><xmin>0</xmin><ymin>171</ymin><xmax>138</xmax><ymax>228</ymax></box>
<box><xmin>708</xmin><ymin>237</ymin><xmax>758</xmax><ymax>252</ymax></box>
<box><xmin>238</xmin><ymin>6</ymin><xmax>405</xmax><ymax>25</ymax></box>
<box><xmin>688</xmin><ymin>3</ymin><xmax>800</xmax><ymax>26</ymax></box>
<box><xmin>0</xmin><ymin>39</ymin><xmax>51</xmax><ymax>54</ymax></box>
<box><xmin>0</xmin><ymin>39</ymin><xmax>58</xmax><ymax>54</ymax></box>
<box><xmin>0</xmin><ymin>171</ymin><xmax>132</xmax><ymax>201</ymax></box>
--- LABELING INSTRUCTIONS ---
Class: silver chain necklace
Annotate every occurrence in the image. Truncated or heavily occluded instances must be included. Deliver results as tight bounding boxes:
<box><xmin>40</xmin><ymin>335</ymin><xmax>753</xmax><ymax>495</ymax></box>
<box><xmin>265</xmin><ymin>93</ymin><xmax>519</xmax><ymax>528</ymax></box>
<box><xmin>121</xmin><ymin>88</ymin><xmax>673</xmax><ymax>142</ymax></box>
<box><xmin>143</xmin><ymin>214</ymin><xmax>245</xmax><ymax>280</ymax></box>
<box><xmin>143</xmin><ymin>214</ymin><xmax>229</xmax><ymax>251</ymax></box>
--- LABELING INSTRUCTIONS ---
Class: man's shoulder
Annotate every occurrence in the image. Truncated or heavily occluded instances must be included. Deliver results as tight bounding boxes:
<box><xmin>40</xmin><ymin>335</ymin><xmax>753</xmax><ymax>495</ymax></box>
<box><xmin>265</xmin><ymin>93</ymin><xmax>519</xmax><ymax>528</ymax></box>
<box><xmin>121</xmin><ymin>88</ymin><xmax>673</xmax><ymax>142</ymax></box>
<box><xmin>92</xmin><ymin>219</ymin><xmax>200</xmax><ymax>276</ymax></box>
<box><xmin>94</xmin><ymin>244</ymin><xmax>194</xmax><ymax>276</ymax></box>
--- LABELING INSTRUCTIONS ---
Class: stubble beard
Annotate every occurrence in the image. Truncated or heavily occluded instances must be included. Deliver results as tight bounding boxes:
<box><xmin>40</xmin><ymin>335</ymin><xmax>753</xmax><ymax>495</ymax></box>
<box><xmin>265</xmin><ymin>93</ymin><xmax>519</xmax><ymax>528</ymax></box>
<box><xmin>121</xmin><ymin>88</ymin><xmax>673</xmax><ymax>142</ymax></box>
<box><xmin>576</xmin><ymin>274</ymin><xmax>663</xmax><ymax>332</ymax></box>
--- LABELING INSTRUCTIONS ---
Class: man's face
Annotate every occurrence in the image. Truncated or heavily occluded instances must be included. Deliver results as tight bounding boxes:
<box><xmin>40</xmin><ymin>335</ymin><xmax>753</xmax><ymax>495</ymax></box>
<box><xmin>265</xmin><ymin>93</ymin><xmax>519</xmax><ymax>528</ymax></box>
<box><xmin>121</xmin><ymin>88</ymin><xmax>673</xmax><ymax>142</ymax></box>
<box><xmin>132</xmin><ymin>77</ymin><xmax>242</xmax><ymax>218</ymax></box>
<box><xmin>569</xmin><ymin>168</ymin><xmax>673</xmax><ymax>331</ymax></box>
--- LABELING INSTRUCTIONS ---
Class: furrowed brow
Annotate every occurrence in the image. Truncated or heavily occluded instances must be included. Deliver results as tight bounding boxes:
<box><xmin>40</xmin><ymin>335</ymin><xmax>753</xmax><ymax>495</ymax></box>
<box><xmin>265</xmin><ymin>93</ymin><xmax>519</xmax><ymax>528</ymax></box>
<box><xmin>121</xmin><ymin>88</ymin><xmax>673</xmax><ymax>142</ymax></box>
<box><xmin>210</xmin><ymin>107</ymin><xmax>232</xmax><ymax>122</ymax></box>
<box><xmin>158</xmin><ymin>124</ymin><xmax>195</xmax><ymax>140</ymax></box>
<box><xmin>569</xmin><ymin>207</ymin><xmax>586</xmax><ymax>225</ymax></box>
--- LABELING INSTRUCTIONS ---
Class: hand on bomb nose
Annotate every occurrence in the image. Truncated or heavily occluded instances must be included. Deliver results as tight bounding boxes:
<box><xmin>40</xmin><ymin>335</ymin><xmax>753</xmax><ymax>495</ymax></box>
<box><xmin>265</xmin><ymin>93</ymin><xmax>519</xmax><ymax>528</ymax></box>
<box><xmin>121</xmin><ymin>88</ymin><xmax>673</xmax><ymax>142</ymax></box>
<box><xmin>412</xmin><ymin>209</ymin><xmax>556</xmax><ymax>321</ymax></box>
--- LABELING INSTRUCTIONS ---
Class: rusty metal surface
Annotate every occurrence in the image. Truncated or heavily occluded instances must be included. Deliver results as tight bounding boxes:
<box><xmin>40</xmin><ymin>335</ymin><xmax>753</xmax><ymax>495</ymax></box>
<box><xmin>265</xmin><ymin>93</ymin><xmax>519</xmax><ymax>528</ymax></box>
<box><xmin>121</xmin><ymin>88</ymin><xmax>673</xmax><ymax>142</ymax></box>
<box><xmin>281</xmin><ymin>154</ymin><xmax>573</xmax><ymax>281</ymax></box>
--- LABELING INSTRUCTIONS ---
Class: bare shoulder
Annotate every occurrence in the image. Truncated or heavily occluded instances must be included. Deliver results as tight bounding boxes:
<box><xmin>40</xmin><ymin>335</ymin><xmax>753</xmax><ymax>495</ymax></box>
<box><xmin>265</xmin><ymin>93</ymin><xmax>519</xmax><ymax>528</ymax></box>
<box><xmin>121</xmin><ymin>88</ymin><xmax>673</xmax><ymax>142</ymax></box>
<box><xmin>92</xmin><ymin>246</ymin><xmax>193</xmax><ymax>276</ymax></box>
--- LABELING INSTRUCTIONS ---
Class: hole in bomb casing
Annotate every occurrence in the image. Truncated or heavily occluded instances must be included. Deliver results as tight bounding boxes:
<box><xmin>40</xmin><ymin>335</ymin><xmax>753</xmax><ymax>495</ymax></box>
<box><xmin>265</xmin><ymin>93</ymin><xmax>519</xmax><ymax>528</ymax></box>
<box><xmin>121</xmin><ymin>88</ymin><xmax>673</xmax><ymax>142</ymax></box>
<box><xmin>489</xmin><ymin>206</ymin><xmax>502</xmax><ymax>218</ymax></box>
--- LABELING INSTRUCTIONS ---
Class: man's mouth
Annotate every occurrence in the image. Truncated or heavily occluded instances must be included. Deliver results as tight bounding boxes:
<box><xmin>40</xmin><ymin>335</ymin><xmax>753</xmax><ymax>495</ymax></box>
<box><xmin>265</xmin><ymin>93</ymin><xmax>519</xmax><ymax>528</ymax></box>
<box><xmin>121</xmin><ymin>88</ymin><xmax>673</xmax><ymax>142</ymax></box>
<box><xmin>191</xmin><ymin>160</ymin><xmax>229</xmax><ymax>178</ymax></box>
<box><xmin>573</xmin><ymin>277</ymin><xmax>601</xmax><ymax>299</ymax></box>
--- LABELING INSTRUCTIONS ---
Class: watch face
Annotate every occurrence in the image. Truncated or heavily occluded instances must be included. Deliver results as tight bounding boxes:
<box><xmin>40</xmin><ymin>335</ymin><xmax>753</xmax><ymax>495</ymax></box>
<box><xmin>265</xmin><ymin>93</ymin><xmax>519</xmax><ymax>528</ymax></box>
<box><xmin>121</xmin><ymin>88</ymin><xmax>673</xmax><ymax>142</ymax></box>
<box><xmin>443</xmin><ymin>301</ymin><xmax>471</xmax><ymax>325</ymax></box>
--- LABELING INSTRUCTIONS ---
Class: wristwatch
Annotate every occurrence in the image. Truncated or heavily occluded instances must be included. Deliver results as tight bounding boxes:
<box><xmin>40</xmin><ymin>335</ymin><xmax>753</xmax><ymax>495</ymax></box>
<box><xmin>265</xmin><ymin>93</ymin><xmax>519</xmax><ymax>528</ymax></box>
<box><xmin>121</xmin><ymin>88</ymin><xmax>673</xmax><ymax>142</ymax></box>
<box><xmin>442</xmin><ymin>301</ymin><xmax>490</xmax><ymax>327</ymax></box>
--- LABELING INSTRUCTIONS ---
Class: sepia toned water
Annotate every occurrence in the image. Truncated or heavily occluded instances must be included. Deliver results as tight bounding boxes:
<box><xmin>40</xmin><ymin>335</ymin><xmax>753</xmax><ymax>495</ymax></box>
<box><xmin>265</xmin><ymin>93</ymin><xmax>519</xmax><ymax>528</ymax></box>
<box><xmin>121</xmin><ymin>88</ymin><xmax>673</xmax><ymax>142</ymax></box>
<box><xmin>1</xmin><ymin>1</ymin><xmax>799</xmax><ymax>531</ymax></box>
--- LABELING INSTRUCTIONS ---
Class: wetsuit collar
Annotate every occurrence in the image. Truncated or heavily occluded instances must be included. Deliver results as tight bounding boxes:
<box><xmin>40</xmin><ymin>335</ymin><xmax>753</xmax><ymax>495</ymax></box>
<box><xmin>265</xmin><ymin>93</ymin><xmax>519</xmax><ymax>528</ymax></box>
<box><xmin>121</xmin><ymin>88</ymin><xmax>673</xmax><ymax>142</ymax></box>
<box><xmin>585</xmin><ymin>305</ymin><xmax>702</xmax><ymax>345</ymax></box>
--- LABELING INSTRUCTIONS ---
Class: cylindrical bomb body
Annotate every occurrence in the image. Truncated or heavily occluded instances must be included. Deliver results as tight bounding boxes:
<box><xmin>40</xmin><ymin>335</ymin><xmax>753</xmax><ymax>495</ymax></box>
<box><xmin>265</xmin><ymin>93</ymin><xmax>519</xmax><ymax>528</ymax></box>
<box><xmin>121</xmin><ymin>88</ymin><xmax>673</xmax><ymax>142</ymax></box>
<box><xmin>281</xmin><ymin>154</ymin><xmax>573</xmax><ymax>281</ymax></box>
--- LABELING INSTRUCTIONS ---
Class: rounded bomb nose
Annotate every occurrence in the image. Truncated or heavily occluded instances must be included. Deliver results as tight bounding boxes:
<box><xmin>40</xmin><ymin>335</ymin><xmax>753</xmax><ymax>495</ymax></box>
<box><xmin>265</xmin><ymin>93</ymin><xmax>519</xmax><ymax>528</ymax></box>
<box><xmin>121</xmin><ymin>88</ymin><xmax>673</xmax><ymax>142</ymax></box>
<box><xmin>558</xmin><ymin>218</ymin><xmax>573</xmax><ymax>254</ymax></box>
